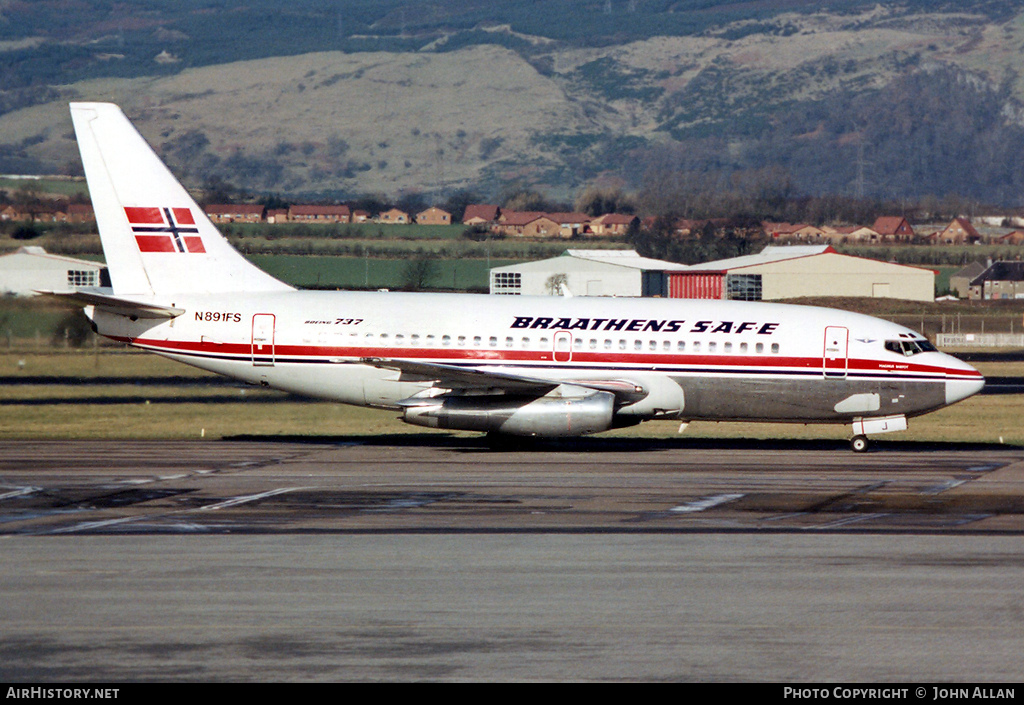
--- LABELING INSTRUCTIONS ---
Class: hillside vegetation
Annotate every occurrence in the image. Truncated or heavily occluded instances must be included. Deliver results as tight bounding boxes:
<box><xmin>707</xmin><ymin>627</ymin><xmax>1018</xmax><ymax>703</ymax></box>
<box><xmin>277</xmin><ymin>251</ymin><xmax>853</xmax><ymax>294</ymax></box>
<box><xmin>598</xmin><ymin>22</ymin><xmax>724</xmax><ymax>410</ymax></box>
<box><xmin>3</xmin><ymin>1</ymin><xmax>1024</xmax><ymax>205</ymax></box>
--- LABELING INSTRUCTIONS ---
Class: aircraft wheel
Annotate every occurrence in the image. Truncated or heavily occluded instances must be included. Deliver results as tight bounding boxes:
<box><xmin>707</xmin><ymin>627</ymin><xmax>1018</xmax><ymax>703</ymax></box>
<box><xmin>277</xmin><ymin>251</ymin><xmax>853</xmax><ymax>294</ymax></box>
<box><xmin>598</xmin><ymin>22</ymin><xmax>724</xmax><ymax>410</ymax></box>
<box><xmin>850</xmin><ymin>435</ymin><xmax>869</xmax><ymax>453</ymax></box>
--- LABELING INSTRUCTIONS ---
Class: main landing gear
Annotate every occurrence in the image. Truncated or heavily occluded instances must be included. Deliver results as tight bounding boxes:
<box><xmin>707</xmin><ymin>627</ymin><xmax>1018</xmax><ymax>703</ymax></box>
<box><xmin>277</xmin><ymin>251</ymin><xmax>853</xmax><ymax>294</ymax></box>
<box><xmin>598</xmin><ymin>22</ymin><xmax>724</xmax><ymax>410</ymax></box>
<box><xmin>850</xmin><ymin>435</ymin><xmax>870</xmax><ymax>453</ymax></box>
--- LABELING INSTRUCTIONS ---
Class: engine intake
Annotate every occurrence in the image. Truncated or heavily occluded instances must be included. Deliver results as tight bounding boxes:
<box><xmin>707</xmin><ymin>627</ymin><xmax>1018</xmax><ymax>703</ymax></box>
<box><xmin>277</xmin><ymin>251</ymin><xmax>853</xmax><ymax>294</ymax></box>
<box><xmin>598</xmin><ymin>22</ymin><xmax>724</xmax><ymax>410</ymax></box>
<box><xmin>402</xmin><ymin>392</ymin><xmax>615</xmax><ymax>437</ymax></box>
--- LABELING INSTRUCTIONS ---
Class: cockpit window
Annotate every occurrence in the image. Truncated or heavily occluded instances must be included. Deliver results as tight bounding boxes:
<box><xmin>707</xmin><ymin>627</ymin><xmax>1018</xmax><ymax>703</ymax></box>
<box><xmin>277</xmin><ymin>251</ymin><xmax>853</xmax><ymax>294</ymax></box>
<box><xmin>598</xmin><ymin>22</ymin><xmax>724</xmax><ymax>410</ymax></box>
<box><xmin>885</xmin><ymin>339</ymin><xmax>937</xmax><ymax>357</ymax></box>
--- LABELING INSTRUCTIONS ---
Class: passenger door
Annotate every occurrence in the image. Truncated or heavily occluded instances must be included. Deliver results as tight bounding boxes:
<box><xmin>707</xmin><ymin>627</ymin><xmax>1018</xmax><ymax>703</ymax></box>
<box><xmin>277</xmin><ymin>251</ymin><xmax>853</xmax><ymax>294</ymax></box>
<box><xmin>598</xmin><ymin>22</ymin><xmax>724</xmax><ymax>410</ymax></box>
<box><xmin>823</xmin><ymin>326</ymin><xmax>848</xmax><ymax>378</ymax></box>
<box><xmin>251</xmin><ymin>313</ymin><xmax>276</xmax><ymax>367</ymax></box>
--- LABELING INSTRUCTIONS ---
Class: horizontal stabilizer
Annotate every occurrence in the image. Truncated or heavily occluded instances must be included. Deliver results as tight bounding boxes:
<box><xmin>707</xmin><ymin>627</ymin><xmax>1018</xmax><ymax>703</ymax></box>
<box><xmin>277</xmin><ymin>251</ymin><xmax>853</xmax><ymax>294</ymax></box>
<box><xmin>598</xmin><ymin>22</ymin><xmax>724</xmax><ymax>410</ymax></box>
<box><xmin>38</xmin><ymin>290</ymin><xmax>184</xmax><ymax>319</ymax></box>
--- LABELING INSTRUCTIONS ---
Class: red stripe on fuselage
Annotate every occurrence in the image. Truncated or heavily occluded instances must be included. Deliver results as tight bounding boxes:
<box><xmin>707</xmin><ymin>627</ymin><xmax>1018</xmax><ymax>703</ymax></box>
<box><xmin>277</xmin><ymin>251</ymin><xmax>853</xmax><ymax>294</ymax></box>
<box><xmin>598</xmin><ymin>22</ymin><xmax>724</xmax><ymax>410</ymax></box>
<box><xmin>118</xmin><ymin>336</ymin><xmax>981</xmax><ymax>379</ymax></box>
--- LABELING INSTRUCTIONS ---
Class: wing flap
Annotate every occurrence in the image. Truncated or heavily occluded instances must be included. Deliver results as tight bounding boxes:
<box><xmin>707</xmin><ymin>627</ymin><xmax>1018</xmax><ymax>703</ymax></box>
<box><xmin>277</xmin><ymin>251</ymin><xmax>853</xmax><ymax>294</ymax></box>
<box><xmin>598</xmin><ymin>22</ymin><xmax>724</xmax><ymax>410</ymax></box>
<box><xmin>353</xmin><ymin>357</ymin><xmax>647</xmax><ymax>403</ymax></box>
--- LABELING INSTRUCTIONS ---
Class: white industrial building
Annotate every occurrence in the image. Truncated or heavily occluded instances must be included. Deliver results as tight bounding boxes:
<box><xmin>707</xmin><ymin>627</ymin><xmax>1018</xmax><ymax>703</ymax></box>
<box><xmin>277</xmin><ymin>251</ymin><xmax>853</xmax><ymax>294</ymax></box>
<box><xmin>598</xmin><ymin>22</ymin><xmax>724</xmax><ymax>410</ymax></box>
<box><xmin>0</xmin><ymin>246</ymin><xmax>108</xmax><ymax>296</ymax></box>
<box><xmin>490</xmin><ymin>249</ymin><xmax>689</xmax><ymax>297</ymax></box>
<box><xmin>670</xmin><ymin>245</ymin><xmax>935</xmax><ymax>302</ymax></box>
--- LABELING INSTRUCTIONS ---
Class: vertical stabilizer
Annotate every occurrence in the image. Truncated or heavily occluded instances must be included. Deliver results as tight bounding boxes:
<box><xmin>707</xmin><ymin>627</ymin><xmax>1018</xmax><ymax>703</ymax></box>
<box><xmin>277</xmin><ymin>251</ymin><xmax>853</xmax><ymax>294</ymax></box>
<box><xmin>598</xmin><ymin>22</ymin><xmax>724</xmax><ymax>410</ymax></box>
<box><xmin>70</xmin><ymin>102</ymin><xmax>293</xmax><ymax>296</ymax></box>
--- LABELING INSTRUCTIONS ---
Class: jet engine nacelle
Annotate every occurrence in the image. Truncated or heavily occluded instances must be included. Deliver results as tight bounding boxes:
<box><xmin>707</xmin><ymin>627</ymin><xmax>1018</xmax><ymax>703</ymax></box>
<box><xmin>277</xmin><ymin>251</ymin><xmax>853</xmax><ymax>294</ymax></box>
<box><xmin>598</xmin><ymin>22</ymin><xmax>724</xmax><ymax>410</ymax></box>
<box><xmin>402</xmin><ymin>391</ymin><xmax>616</xmax><ymax>437</ymax></box>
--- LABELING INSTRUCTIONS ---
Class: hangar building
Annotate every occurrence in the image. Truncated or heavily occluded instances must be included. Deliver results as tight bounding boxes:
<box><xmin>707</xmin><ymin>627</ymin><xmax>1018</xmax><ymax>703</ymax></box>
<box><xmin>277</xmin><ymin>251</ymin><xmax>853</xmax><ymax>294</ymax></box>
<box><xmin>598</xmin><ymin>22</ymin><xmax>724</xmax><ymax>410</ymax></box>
<box><xmin>669</xmin><ymin>246</ymin><xmax>934</xmax><ymax>302</ymax></box>
<box><xmin>490</xmin><ymin>249</ymin><xmax>689</xmax><ymax>297</ymax></box>
<box><xmin>0</xmin><ymin>246</ymin><xmax>108</xmax><ymax>296</ymax></box>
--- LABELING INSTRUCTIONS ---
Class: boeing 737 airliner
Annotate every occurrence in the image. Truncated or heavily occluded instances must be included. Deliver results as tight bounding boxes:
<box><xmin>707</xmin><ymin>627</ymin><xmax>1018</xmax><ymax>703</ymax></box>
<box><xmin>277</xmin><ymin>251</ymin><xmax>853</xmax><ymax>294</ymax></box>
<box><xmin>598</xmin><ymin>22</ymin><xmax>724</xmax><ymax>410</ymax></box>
<box><xmin>59</xmin><ymin>102</ymin><xmax>984</xmax><ymax>451</ymax></box>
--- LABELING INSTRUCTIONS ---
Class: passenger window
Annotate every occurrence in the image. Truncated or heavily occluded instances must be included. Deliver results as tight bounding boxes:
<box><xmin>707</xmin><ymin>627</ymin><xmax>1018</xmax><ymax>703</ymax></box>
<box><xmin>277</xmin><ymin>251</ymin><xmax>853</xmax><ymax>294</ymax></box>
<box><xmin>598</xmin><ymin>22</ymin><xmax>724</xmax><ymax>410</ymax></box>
<box><xmin>505</xmin><ymin>337</ymin><xmax>514</xmax><ymax>348</ymax></box>
<box><xmin>771</xmin><ymin>343</ymin><xmax>780</xmax><ymax>354</ymax></box>
<box><xmin>473</xmin><ymin>336</ymin><xmax>482</xmax><ymax>346</ymax></box>
<box><xmin>756</xmin><ymin>342</ymin><xmax>764</xmax><ymax>354</ymax></box>
<box><xmin>634</xmin><ymin>340</ymin><xmax>643</xmax><ymax>351</ymax></box>
<box><xmin>488</xmin><ymin>336</ymin><xmax>497</xmax><ymax>347</ymax></box>
<box><xmin>442</xmin><ymin>335</ymin><xmax>451</xmax><ymax>345</ymax></box>
<box><xmin>677</xmin><ymin>341</ymin><xmax>685</xmax><ymax>351</ymax></box>
<box><xmin>693</xmin><ymin>342</ymin><xmax>701</xmax><ymax>352</ymax></box>
<box><xmin>740</xmin><ymin>342</ymin><xmax>747</xmax><ymax>353</ymax></box>
<box><xmin>648</xmin><ymin>340</ymin><xmax>657</xmax><ymax>351</ymax></box>
<box><xmin>619</xmin><ymin>339</ymin><xmax>626</xmax><ymax>350</ymax></box>
<box><xmin>709</xmin><ymin>342</ymin><xmax>717</xmax><ymax>353</ymax></box>
<box><xmin>724</xmin><ymin>342</ymin><xmax>732</xmax><ymax>353</ymax></box>
<box><xmin>458</xmin><ymin>336</ymin><xmax>466</xmax><ymax>346</ymax></box>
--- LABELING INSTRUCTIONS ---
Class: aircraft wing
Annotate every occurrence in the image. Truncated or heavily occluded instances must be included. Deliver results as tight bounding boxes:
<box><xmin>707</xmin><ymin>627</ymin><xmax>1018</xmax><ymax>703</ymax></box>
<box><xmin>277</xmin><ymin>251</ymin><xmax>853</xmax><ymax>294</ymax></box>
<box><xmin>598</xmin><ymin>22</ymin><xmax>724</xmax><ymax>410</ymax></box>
<box><xmin>354</xmin><ymin>357</ymin><xmax>648</xmax><ymax>404</ymax></box>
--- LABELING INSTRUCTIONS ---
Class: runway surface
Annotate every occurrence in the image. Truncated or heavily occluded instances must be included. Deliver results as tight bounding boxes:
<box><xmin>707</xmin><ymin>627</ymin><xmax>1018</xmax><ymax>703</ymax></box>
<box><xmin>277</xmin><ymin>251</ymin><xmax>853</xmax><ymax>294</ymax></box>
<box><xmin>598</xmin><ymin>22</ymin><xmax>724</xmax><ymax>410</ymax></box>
<box><xmin>1</xmin><ymin>437</ymin><xmax>1023</xmax><ymax>534</ymax></box>
<box><xmin>2</xmin><ymin>438</ymin><xmax>1024</xmax><ymax>681</ymax></box>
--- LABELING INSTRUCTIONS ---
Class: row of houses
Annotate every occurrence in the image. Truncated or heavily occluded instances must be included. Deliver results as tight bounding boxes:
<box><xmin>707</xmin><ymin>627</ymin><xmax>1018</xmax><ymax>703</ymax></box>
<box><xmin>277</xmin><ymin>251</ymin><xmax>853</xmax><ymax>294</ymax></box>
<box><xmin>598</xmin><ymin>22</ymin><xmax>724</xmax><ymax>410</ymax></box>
<box><xmin>463</xmin><ymin>207</ymin><xmax>637</xmax><ymax>238</ymax></box>
<box><xmin>0</xmin><ymin>203</ymin><xmax>95</xmax><ymax>224</ymax></box>
<box><xmin>6</xmin><ymin>198</ymin><xmax>1024</xmax><ymax>248</ymax></box>
<box><xmin>0</xmin><ymin>199</ymin><xmax>636</xmax><ymax>235</ymax></box>
<box><xmin>764</xmin><ymin>216</ymin><xmax>1024</xmax><ymax>246</ymax></box>
<box><xmin>201</xmin><ymin>204</ymin><xmax>456</xmax><ymax>225</ymax></box>
<box><xmin>0</xmin><ymin>202</ymin><xmax>451</xmax><ymax>227</ymax></box>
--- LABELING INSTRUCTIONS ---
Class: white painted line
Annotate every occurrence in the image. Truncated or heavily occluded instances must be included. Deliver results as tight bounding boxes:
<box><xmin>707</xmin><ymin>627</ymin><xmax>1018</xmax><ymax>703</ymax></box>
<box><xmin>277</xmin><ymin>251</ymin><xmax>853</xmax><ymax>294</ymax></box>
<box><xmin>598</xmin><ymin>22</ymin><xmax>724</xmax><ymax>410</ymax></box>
<box><xmin>0</xmin><ymin>487</ymin><xmax>41</xmax><ymax>501</ymax></box>
<box><xmin>670</xmin><ymin>493</ymin><xmax>744</xmax><ymax>513</ymax></box>
<box><xmin>811</xmin><ymin>513</ymin><xmax>888</xmax><ymax>529</ymax></box>
<box><xmin>921</xmin><ymin>479</ymin><xmax>967</xmax><ymax>495</ymax></box>
<box><xmin>48</xmin><ymin>515</ymin><xmax>142</xmax><ymax>534</ymax></box>
<box><xmin>198</xmin><ymin>487</ymin><xmax>308</xmax><ymax>511</ymax></box>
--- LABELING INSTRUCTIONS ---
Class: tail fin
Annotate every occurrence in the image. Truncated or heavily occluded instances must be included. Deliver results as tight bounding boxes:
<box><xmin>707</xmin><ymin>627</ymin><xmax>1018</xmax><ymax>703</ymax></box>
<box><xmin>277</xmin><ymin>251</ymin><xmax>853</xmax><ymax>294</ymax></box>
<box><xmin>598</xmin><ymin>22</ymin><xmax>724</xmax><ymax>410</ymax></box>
<box><xmin>70</xmin><ymin>102</ymin><xmax>292</xmax><ymax>296</ymax></box>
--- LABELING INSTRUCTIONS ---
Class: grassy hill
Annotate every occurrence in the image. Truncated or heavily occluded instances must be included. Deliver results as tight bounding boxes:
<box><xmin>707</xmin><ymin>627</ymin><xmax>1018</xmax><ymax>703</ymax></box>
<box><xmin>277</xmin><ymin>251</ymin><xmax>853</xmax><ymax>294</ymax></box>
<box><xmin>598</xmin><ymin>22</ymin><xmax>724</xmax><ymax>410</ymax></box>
<box><xmin>3</xmin><ymin>1</ymin><xmax>1024</xmax><ymax>203</ymax></box>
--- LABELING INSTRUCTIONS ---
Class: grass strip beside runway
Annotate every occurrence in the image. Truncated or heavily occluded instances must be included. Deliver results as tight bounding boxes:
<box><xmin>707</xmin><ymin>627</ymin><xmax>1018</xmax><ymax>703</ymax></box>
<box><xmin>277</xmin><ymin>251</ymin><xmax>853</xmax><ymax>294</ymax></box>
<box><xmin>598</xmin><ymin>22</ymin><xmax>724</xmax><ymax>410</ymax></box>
<box><xmin>0</xmin><ymin>348</ymin><xmax>1021</xmax><ymax>446</ymax></box>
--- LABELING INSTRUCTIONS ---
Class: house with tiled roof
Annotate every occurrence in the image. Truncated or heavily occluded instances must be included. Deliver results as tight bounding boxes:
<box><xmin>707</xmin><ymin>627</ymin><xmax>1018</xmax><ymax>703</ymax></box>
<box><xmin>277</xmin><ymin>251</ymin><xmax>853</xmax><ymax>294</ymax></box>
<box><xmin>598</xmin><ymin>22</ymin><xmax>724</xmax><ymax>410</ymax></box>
<box><xmin>462</xmin><ymin>204</ymin><xmax>501</xmax><ymax>225</ymax></box>
<box><xmin>969</xmin><ymin>261</ymin><xmax>1024</xmax><ymax>300</ymax></box>
<box><xmin>205</xmin><ymin>204</ymin><xmax>265</xmax><ymax>223</ymax></box>
<box><xmin>265</xmin><ymin>208</ymin><xmax>288</xmax><ymax>224</ymax></box>
<box><xmin>494</xmin><ymin>211</ymin><xmax>559</xmax><ymax>238</ymax></box>
<box><xmin>872</xmin><ymin>216</ymin><xmax>915</xmax><ymax>241</ymax></box>
<box><xmin>589</xmin><ymin>213</ymin><xmax>639</xmax><ymax>236</ymax></box>
<box><xmin>416</xmin><ymin>206</ymin><xmax>452</xmax><ymax>225</ymax></box>
<box><xmin>289</xmin><ymin>205</ymin><xmax>351</xmax><ymax>223</ymax></box>
<box><xmin>949</xmin><ymin>261</ymin><xmax>986</xmax><ymax>298</ymax></box>
<box><xmin>546</xmin><ymin>212</ymin><xmax>592</xmax><ymax>238</ymax></box>
<box><xmin>995</xmin><ymin>230</ymin><xmax>1024</xmax><ymax>245</ymax></box>
<box><xmin>933</xmin><ymin>217</ymin><xmax>982</xmax><ymax>244</ymax></box>
<box><xmin>378</xmin><ymin>208</ymin><xmax>410</xmax><ymax>224</ymax></box>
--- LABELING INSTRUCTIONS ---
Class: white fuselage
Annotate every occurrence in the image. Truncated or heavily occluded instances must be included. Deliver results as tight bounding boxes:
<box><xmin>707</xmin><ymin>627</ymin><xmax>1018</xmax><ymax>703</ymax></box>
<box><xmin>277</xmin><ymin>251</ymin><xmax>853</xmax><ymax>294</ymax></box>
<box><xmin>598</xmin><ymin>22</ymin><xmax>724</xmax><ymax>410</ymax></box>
<box><xmin>90</xmin><ymin>290</ymin><xmax>984</xmax><ymax>433</ymax></box>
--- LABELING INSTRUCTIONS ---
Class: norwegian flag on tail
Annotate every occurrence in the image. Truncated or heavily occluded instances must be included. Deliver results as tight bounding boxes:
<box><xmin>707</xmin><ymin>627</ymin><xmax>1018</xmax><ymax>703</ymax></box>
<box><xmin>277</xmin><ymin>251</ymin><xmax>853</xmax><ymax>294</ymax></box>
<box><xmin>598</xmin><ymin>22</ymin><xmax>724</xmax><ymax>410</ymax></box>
<box><xmin>125</xmin><ymin>207</ymin><xmax>206</xmax><ymax>253</ymax></box>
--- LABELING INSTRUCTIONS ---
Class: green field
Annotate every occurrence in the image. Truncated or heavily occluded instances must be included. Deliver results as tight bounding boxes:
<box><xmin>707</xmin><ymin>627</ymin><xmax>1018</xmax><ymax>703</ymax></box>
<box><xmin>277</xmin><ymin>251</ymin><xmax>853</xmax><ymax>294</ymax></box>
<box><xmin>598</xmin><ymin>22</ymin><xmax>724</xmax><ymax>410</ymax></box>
<box><xmin>0</xmin><ymin>348</ymin><xmax>1021</xmax><ymax>446</ymax></box>
<box><xmin>0</xmin><ymin>177</ymin><xmax>89</xmax><ymax>199</ymax></box>
<box><xmin>249</xmin><ymin>254</ymin><xmax>520</xmax><ymax>291</ymax></box>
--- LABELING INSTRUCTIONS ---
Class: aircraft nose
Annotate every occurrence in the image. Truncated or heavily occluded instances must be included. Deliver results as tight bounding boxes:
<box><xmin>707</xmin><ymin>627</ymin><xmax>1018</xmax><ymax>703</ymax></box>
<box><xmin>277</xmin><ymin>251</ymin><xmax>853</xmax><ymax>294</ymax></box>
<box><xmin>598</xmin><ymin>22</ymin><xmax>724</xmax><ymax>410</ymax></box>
<box><xmin>945</xmin><ymin>371</ymin><xmax>985</xmax><ymax>405</ymax></box>
<box><xmin>942</xmin><ymin>358</ymin><xmax>983</xmax><ymax>401</ymax></box>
